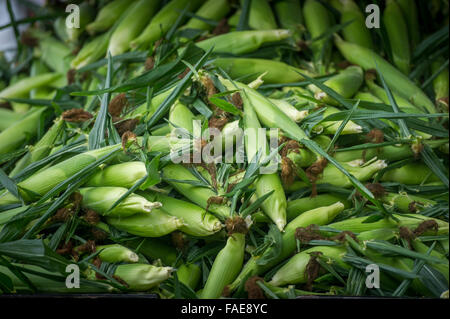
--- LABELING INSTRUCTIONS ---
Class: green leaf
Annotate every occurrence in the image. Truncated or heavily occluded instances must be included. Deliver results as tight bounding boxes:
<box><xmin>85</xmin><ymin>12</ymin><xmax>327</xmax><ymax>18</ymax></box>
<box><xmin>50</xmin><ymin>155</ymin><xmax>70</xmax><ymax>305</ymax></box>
<box><xmin>300</xmin><ymin>138</ymin><xmax>390</xmax><ymax>217</ymax></box>
<box><xmin>89</xmin><ymin>52</ymin><xmax>113</xmax><ymax>150</ymax></box>
<box><xmin>326</xmin><ymin>100</ymin><xmax>359</xmax><ymax>153</ymax></box>
<box><xmin>209</xmin><ymin>97</ymin><xmax>242</xmax><ymax>116</ymax></box>
<box><xmin>0</xmin><ymin>168</ymin><xmax>23</xmax><ymax>204</ymax></box>
<box><xmin>0</xmin><ymin>240</ymin><xmax>70</xmax><ymax>274</ymax></box>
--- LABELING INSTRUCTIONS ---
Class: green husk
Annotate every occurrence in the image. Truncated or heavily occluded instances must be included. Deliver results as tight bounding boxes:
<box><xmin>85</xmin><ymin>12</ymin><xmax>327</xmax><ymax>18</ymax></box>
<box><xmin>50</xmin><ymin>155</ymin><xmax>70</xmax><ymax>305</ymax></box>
<box><xmin>228</xmin><ymin>202</ymin><xmax>345</xmax><ymax>292</ymax></box>
<box><xmin>310</xmin><ymin>66</ymin><xmax>363</xmax><ymax>106</ymax></box>
<box><xmin>125</xmin><ymin>238</ymin><xmax>178</xmax><ymax>266</ymax></box>
<box><xmin>182</xmin><ymin>0</ymin><xmax>230</xmax><ymax>31</ymax></box>
<box><xmin>86</xmin><ymin>0</ymin><xmax>136</xmax><ymax>34</ymax></box>
<box><xmin>0</xmin><ymin>144</ymin><xmax>121</xmax><ymax>205</ymax></box>
<box><xmin>396</xmin><ymin>0</ymin><xmax>420</xmax><ymax>49</ymax></box>
<box><xmin>0</xmin><ymin>108</ymin><xmax>46</xmax><ymax>157</ymax></box>
<box><xmin>201</xmin><ymin>232</ymin><xmax>245</xmax><ymax>298</ymax></box>
<box><xmin>240</xmin><ymin>84</ymin><xmax>287</xmax><ymax>231</ymax></box>
<box><xmin>274</xmin><ymin>0</ymin><xmax>303</xmax><ymax>39</ymax></box>
<box><xmin>286</xmin><ymin>194</ymin><xmax>350</xmax><ymax>221</ymax></box>
<box><xmin>106</xmin><ymin>208</ymin><xmax>183</xmax><ymax>237</ymax></box>
<box><xmin>71</xmin><ymin>31</ymin><xmax>111</xmax><ymax>69</ymax></box>
<box><xmin>432</xmin><ymin>59</ymin><xmax>449</xmax><ymax>112</ymax></box>
<box><xmin>36</xmin><ymin>36</ymin><xmax>72</xmax><ymax>74</ymax></box>
<box><xmin>108</xmin><ymin>0</ymin><xmax>161</xmax><ymax>56</ymax></box>
<box><xmin>328</xmin><ymin>214</ymin><xmax>449</xmax><ymax>235</ymax></box>
<box><xmin>334</xmin><ymin>36</ymin><xmax>436</xmax><ymax>113</ymax></box>
<box><xmin>0</xmin><ymin>108</ymin><xmax>22</xmax><ymax>131</ymax></box>
<box><xmin>162</xmin><ymin>163</ymin><xmax>230</xmax><ymax>219</ymax></box>
<box><xmin>212</xmin><ymin>57</ymin><xmax>315</xmax><ymax>84</ymax></box>
<box><xmin>384</xmin><ymin>0</ymin><xmax>411</xmax><ymax>75</ymax></box>
<box><xmin>153</xmin><ymin>193</ymin><xmax>223</xmax><ymax>237</ymax></box>
<box><xmin>84</xmin><ymin>161</ymin><xmax>147</xmax><ymax>189</ymax></box>
<box><xmin>113</xmin><ymin>263</ymin><xmax>173</xmax><ymax>291</ymax></box>
<box><xmin>303</xmin><ymin>0</ymin><xmax>333</xmax><ymax>73</ymax></box>
<box><xmin>335</xmin><ymin>0</ymin><xmax>373</xmax><ymax>49</ymax></box>
<box><xmin>382</xmin><ymin>192</ymin><xmax>436</xmax><ymax>213</ymax></box>
<box><xmin>379</xmin><ymin>163</ymin><xmax>441</xmax><ymax>185</ymax></box>
<box><xmin>130</xmin><ymin>0</ymin><xmax>203</xmax><ymax>49</ymax></box>
<box><xmin>269</xmin><ymin>98</ymin><xmax>308</xmax><ymax>123</ymax></box>
<box><xmin>0</xmin><ymin>73</ymin><xmax>62</xmax><ymax>100</ymax></box>
<box><xmin>177</xmin><ymin>263</ymin><xmax>202</xmax><ymax>290</ymax></box>
<box><xmin>79</xmin><ymin>187</ymin><xmax>162</xmax><ymax>217</ymax></box>
<box><xmin>286</xmin><ymin>159</ymin><xmax>387</xmax><ymax>191</ymax></box>
<box><xmin>10</xmin><ymin>118</ymin><xmax>64</xmax><ymax>177</ymax></box>
<box><xmin>195</xmin><ymin>29</ymin><xmax>291</xmax><ymax>55</ymax></box>
<box><xmin>244</xmin><ymin>0</ymin><xmax>278</xmax><ymax>30</ymax></box>
<box><xmin>269</xmin><ymin>245</ymin><xmax>348</xmax><ymax>286</ymax></box>
<box><xmin>96</xmin><ymin>244</ymin><xmax>139</xmax><ymax>263</ymax></box>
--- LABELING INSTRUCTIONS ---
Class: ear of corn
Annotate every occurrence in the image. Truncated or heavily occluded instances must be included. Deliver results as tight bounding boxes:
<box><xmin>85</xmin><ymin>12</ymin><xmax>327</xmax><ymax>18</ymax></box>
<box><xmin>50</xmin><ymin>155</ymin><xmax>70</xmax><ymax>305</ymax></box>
<box><xmin>303</xmin><ymin>0</ymin><xmax>333</xmax><ymax>73</ymax></box>
<box><xmin>153</xmin><ymin>193</ymin><xmax>223</xmax><ymax>237</ymax></box>
<box><xmin>108</xmin><ymin>0</ymin><xmax>162</xmax><ymax>56</ymax></box>
<box><xmin>113</xmin><ymin>264</ymin><xmax>173</xmax><ymax>291</ymax></box>
<box><xmin>221</xmin><ymin>77</ymin><xmax>309</xmax><ymax>142</ymax></box>
<box><xmin>336</xmin><ymin>0</ymin><xmax>373</xmax><ymax>49</ymax></box>
<box><xmin>130</xmin><ymin>0</ymin><xmax>203</xmax><ymax>49</ymax></box>
<box><xmin>0</xmin><ymin>108</ymin><xmax>22</xmax><ymax>131</ymax></box>
<box><xmin>316</xmin><ymin>106</ymin><xmax>362</xmax><ymax>135</ymax></box>
<box><xmin>356</xmin><ymin>228</ymin><xmax>398</xmax><ymax>242</ymax></box>
<box><xmin>310</xmin><ymin>65</ymin><xmax>363</xmax><ymax>106</ymax></box>
<box><xmin>396</xmin><ymin>0</ymin><xmax>421</xmax><ymax>49</ymax></box>
<box><xmin>432</xmin><ymin>59</ymin><xmax>449</xmax><ymax>112</ymax></box>
<box><xmin>0</xmin><ymin>144</ymin><xmax>121</xmax><ymax>205</ymax></box>
<box><xmin>79</xmin><ymin>187</ymin><xmax>162</xmax><ymax>217</ymax></box>
<box><xmin>328</xmin><ymin>214</ymin><xmax>449</xmax><ymax>235</ymax></box>
<box><xmin>212</xmin><ymin>57</ymin><xmax>315</xmax><ymax>84</ymax></box>
<box><xmin>9</xmin><ymin>118</ymin><xmax>64</xmax><ymax>177</ymax></box>
<box><xmin>169</xmin><ymin>101</ymin><xmax>195</xmax><ymax>135</ymax></box>
<box><xmin>244</xmin><ymin>0</ymin><xmax>278</xmax><ymax>30</ymax></box>
<box><xmin>182</xmin><ymin>0</ymin><xmax>230</xmax><ymax>31</ymax></box>
<box><xmin>84</xmin><ymin>161</ymin><xmax>147</xmax><ymax>189</ymax></box>
<box><xmin>86</xmin><ymin>0</ymin><xmax>136</xmax><ymax>35</ymax></box>
<box><xmin>383</xmin><ymin>0</ymin><xmax>411</xmax><ymax>75</ymax></box>
<box><xmin>125</xmin><ymin>238</ymin><xmax>178</xmax><ymax>266</ymax></box>
<box><xmin>379</xmin><ymin>163</ymin><xmax>441</xmax><ymax>185</ymax></box>
<box><xmin>29</xmin><ymin>60</ymin><xmax>53</xmax><ymax>99</ymax></box>
<box><xmin>287</xmin><ymin>194</ymin><xmax>350</xmax><ymax>221</ymax></box>
<box><xmin>196</xmin><ymin>29</ymin><xmax>291</xmax><ymax>55</ymax></box>
<box><xmin>228</xmin><ymin>202</ymin><xmax>344</xmax><ymax>292</ymax></box>
<box><xmin>177</xmin><ymin>263</ymin><xmax>202</xmax><ymax>290</ymax></box>
<box><xmin>36</xmin><ymin>35</ymin><xmax>72</xmax><ymax>74</ymax></box>
<box><xmin>201</xmin><ymin>232</ymin><xmax>245</xmax><ymax>298</ymax></box>
<box><xmin>382</xmin><ymin>192</ymin><xmax>436</xmax><ymax>213</ymax></box>
<box><xmin>0</xmin><ymin>108</ymin><xmax>46</xmax><ymax>157</ymax></box>
<box><xmin>71</xmin><ymin>31</ymin><xmax>111</xmax><ymax>69</ymax></box>
<box><xmin>411</xmin><ymin>239</ymin><xmax>449</xmax><ymax>283</ymax></box>
<box><xmin>106</xmin><ymin>208</ymin><xmax>183</xmax><ymax>237</ymax></box>
<box><xmin>334</xmin><ymin>36</ymin><xmax>436</xmax><ymax>114</ymax></box>
<box><xmin>240</xmin><ymin>85</ymin><xmax>287</xmax><ymax>230</ymax></box>
<box><xmin>274</xmin><ymin>0</ymin><xmax>303</xmax><ymax>39</ymax></box>
<box><xmin>162</xmin><ymin>163</ymin><xmax>230</xmax><ymax>219</ymax></box>
<box><xmin>96</xmin><ymin>244</ymin><xmax>139</xmax><ymax>263</ymax></box>
<box><xmin>269</xmin><ymin>98</ymin><xmax>308</xmax><ymax>123</ymax></box>
<box><xmin>286</xmin><ymin>159</ymin><xmax>387</xmax><ymax>191</ymax></box>
<box><xmin>269</xmin><ymin>245</ymin><xmax>348</xmax><ymax>286</ymax></box>
<box><xmin>0</xmin><ymin>73</ymin><xmax>62</xmax><ymax>100</ymax></box>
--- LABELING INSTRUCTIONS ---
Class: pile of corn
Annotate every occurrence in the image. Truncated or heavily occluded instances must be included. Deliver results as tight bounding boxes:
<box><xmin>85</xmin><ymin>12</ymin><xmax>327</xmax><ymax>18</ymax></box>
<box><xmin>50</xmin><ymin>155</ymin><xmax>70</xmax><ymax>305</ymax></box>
<box><xmin>0</xmin><ymin>0</ymin><xmax>448</xmax><ymax>299</ymax></box>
